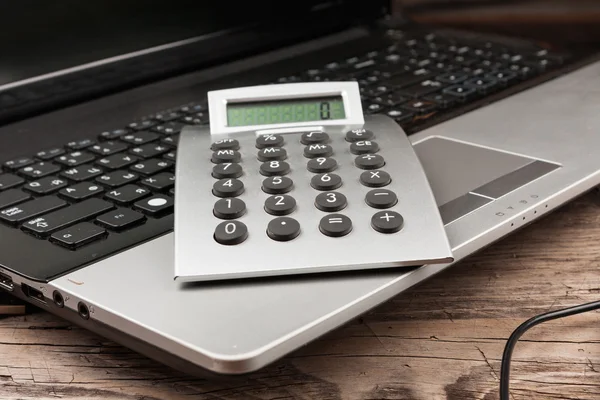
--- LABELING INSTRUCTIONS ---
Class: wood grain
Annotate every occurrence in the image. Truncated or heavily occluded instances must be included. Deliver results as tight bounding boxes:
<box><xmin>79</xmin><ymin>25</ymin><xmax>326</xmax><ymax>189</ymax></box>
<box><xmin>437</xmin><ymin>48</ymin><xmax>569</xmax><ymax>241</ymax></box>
<box><xmin>1</xmin><ymin>191</ymin><xmax>600</xmax><ymax>399</ymax></box>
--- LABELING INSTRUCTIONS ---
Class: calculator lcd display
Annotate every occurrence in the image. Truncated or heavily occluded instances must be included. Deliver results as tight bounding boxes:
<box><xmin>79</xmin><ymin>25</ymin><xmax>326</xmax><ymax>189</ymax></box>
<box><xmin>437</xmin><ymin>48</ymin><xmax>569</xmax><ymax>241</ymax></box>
<box><xmin>226</xmin><ymin>96</ymin><xmax>346</xmax><ymax>126</ymax></box>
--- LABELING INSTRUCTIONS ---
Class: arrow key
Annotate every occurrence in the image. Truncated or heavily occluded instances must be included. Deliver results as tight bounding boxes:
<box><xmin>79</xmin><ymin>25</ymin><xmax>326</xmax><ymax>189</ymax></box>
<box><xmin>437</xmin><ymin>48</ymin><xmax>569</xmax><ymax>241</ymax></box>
<box><xmin>59</xmin><ymin>182</ymin><xmax>104</xmax><ymax>202</ymax></box>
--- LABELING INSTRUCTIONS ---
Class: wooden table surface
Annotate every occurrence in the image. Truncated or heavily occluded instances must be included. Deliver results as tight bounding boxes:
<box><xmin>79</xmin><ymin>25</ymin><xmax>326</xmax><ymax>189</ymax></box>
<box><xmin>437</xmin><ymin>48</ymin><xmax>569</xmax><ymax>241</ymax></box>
<box><xmin>1</xmin><ymin>190</ymin><xmax>600</xmax><ymax>399</ymax></box>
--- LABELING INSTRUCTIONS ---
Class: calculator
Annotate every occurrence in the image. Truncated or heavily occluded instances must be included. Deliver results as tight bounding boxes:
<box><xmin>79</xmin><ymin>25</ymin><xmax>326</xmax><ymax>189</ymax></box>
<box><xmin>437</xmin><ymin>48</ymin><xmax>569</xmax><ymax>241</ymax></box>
<box><xmin>174</xmin><ymin>81</ymin><xmax>453</xmax><ymax>281</ymax></box>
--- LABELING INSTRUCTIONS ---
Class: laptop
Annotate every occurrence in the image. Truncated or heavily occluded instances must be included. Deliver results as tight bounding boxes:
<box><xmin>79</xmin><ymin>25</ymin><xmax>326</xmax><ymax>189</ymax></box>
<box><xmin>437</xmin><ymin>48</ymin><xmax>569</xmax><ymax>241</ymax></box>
<box><xmin>1</xmin><ymin>0</ymin><xmax>599</xmax><ymax>375</ymax></box>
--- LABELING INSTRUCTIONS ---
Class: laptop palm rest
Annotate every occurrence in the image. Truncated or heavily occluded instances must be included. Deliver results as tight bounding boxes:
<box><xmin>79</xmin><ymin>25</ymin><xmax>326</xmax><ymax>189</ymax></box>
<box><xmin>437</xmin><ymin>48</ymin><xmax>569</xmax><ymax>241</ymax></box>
<box><xmin>413</xmin><ymin>137</ymin><xmax>560</xmax><ymax>224</ymax></box>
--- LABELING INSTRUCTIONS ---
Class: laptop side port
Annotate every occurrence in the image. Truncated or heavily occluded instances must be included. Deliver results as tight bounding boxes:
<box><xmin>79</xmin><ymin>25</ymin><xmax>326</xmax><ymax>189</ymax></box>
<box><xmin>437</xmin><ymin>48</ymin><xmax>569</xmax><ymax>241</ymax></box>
<box><xmin>0</xmin><ymin>271</ymin><xmax>14</xmax><ymax>291</ymax></box>
<box><xmin>21</xmin><ymin>283</ymin><xmax>46</xmax><ymax>304</ymax></box>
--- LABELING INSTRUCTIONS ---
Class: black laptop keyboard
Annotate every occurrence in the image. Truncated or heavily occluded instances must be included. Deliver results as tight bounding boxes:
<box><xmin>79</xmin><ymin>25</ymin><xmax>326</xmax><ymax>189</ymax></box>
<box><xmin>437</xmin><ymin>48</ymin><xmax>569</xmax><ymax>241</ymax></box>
<box><xmin>0</xmin><ymin>31</ymin><xmax>568</xmax><ymax>256</ymax></box>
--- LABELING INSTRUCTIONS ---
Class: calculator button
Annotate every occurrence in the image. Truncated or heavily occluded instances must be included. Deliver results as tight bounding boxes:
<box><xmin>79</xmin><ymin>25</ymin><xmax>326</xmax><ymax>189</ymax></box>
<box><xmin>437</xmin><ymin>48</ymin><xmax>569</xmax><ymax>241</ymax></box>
<box><xmin>211</xmin><ymin>139</ymin><xmax>240</xmax><ymax>151</ymax></box>
<box><xmin>214</xmin><ymin>221</ymin><xmax>248</xmax><ymax>245</ymax></box>
<box><xmin>350</xmin><ymin>140</ymin><xmax>379</xmax><ymax>155</ymax></box>
<box><xmin>319</xmin><ymin>214</ymin><xmax>352</xmax><ymax>237</ymax></box>
<box><xmin>300</xmin><ymin>131</ymin><xmax>329</xmax><ymax>145</ymax></box>
<box><xmin>267</xmin><ymin>217</ymin><xmax>300</xmax><ymax>241</ymax></box>
<box><xmin>304</xmin><ymin>144</ymin><xmax>333</xmax><ymax>158</ymax></box>
<box><xmin>315</xmin><ymin>191</ymin><xmax>347</xmax><ymax>212</ymax></box>
<box><xmin>311</xmin><ymin>173</ymin><xmax>342</xmax><ymax>191</ymax></box>
<box><xmin>211</xmin><ymin>150</ymin><xmax>241</xmax><ymax>164</ymax></box>
<box><xmin>355</xmin><ymin>154</ymin><xmax>385</xmax><ymax>170</ymax></box>
<box><xmin>262</xmin><ymin>176</ymin><xmax>293</xmax><ymax>194</ymax></box>
<box><xmin>257</xmin><ymin>147</ymin><xmax>287</xmax><ymax>161</ymax></box>
<box><xmin>307</xmin><ymin>157</ymin><xmax>337</xmax><ymax>173</ymax></box>
<box><xmin>213</xmin><ymin>198</ymin><xmax>246</xmax><ymax>219</ymax></box>
<box><xmin>264</xmin><ymin>195</ymin><xmax>296</xmax><ymax>216</ymax></box>
<box><xmin>212</xmin><ymin>178</ymin><xmax>244</xmax><ymax>197</ymax></box>
<box><xmin>360</xmin><ymin>170</ymin><xmax>391</xmax><ymax>187</ymax></box>
<box><xmin>371</xmin><ymin>211</ymin><xmax>404</xmax><ymax>233</ymax></box>
<box><xmin>365</xmin><ymin>189</ymin><xmax>398</xmax><ymax>209</ymax></box>
<box><xmin>346</xmin><ymin>128</ymin><xmax>374</xmax><ymax>142</ymax></box>
<box><xmin>212</xmin><ymin>163</ymin><xmax>243</xmax><ymax>179</ymax></box>
<box><xmin>256</xmin><ymin>134</ymin><xmax>284</xmax><ymax>149</ymax></box>
<box><xmin>259</xmin><ymin>160</ymin><xmax>290</xmax><ymax>176</ymax></box>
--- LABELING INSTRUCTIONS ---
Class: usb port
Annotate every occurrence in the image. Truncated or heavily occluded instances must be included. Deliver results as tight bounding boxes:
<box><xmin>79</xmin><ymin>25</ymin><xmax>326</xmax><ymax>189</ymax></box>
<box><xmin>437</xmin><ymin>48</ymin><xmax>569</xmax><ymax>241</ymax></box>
<box><xmin>21</xmin><ymin>283</ymin><xmax>46</xmax><ymax>304</ymax></box>
<box><xmin>0</xmin><ymin>272</ymin><xmax>13</xmax><ymax>291</ymax></box>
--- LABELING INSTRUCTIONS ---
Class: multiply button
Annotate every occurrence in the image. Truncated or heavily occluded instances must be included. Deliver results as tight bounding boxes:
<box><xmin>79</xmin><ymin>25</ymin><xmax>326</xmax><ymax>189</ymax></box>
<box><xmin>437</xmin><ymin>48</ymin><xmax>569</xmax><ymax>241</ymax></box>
<box><xmin>301</xmin><ymin>131</ymin><xmax>329</xmax><ymax>145</ymax></box>
<box><xmin>365</xmin><ymin>189</ymin><xmax>397</xmax><ymax>209</ymax></box>
<box><xmin>211</xmin><ymin>149</ymin><xmax>241</xmax><ymax>163</ymax></box>
<box><xmin>319</xmin><ymin>214</ymin><xmax>352</xmax><ymax>237</ymax></box>
<box><xmin>262</xmin><ymin>176</ymin><xmax>293</xmax><ymax>194</ymax></box>
<box><xmin>346</xmin><ymin>128</ymin><xmax>374</xmax><ymax>142</ymax></box>
<box><xmin>211</xmin><ymin>139</ymin><xmax>239</xmax><ymax>151</ymax></box>
<box><xmin>315</xmin><ymin>191</ymin><xmax>347</xmax><ymax>212</ymax></box>
<box><xmin>214</xmin><ymin>220</ymin><xmax>248</xmax><ymax>245</ymax></box>
<box><xmin>371</xmin><ymin>211</ymin><xmax>404</xmax><ymax>233</ymax></box>
<box><xmin>304</xmin><ymin>144</ymin><xmax>333</xmax><ymax>158</ymax></box>
<box><xmin>267</xmin><ymin>217</ymin><xmax>300</xmax><ymax>241</ymax></box>
<box><xmin>311</xmin><ymin>173</ymin><xmax>342</xmax><ymax>191</ymax></box>
<box><xmin>212</xmin><ymin>163</ymin><xmax>243</xmax><ymax>179</ymax></box>
<box><xmin>307</xmin><ymin>157</ymin><xmax>337</xmax><ymax>173</ymax></box>
<box><xmin>213</xmin><ymin>198</ymin><xmax>246</xmax><ymax>219</ymax></box>
<box><xmin>360</xmin><ymin>170</ymin><xmax>391</xmax><ymax>187</ymax></box>
<box><xmin>212</xmin><ymin>178</ymin><xmax>244</xmax><ymax>197</ymax></box>
<box><xmin>350</xmin><ymin>140</ymin><xmax>379</xmax><ymax>155</ymax></box>
<box><xmin>355</xmin><ymin>154</ymin><xmax>385</xmax><ymax>170</ymax></box>
<box><xmin>256</xmin><ymin>134</ymin><xmax>284</xmax><ymax>149</ymax></box>
<box><xmin>257</xmin><ymin>147</ymin><xmax>287</xmax><ymax>161</ymax></box>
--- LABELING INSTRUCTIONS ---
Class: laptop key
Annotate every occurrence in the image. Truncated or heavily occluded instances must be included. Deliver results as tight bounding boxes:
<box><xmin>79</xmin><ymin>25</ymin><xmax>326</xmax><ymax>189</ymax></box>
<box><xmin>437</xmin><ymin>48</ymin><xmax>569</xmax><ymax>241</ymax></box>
<box><xmin>60</xmin><ymin>165</ymin><xmax>104</xmax><ymax>182</ymax></box>
<box><xmin>0</xmin><ymin>196</ymin><xmax>67</xmax><ymax>226</ymax></box>
<box><xmin>133</xmin><ymin>194</ymin><xmax>174</xmax><ymax>217</ymax></box>
<box><xmin>96</xmin><ymin>208</ymin><xmax>146</xmax><ymax>231</ymax></box>
<box><xmin>386</xmin><ymin>109</ymin><xmax>414</xmax><ymax>124</ymax></box>
<box><xmin>23</xmin><ymin>176</ymin><xmax>68</xmax><ymax>195</ymax></box>
<box><xmin>400</xmin><ymin>80</ymin><xmax>444</xmax><ymax>97</ymax></box>
<box><xmin>95</xmin><ymin>153</ymin><xmax>140</xmax><ymax>170</ymax></box>
<box><xmin>58</xmin><ymin>182</ymin><xmax>104</xmax><ymax>202</ymax></box>
<box><xmin>99</xmin><ymin>128</ymin><xmax>129</xmax><ymax>141</ymax></box>
<box><xmin>401</xmin><ymin>100</ymin><xmax>439</xmax><ymax>115</ymax></box>
<box><xmin>464</xmin><ymin>77</ymin><xmax>500</xmax><ymax>95</ymax></box>
<box><xmin>154</xmin><ymin>111</ymin><xmax>182</xmax><ymax>122</ymax></box>
<box><xmin>130</xmin><ymin>159</ymin><xmax>173</xmax><ymax>176</ymax></box>
<box><xmin>151</xmin><ymin>122</ymin><xmax>185</xmax><ymax>135</ymax></box>
<box><xmin>486</xmin><ymin>70</ymin><xmax>519</xmax><ymax>86</ymax></box>
<box><xmin>35</xmin><ymin>148</ymin><xmax>65</xmax><ymax>161</ymax></box>
<box><xmin>121</xmin><ymin>131</ymin><xmax>160</xmax><ymax>146</ymax></box>
<box><xmin>55</xmin><ymin>151</ymin><xmax>96</xmax><ymax>167</ymax></box>
<box><xmin>105</xmin><ymin>185</ymin><xmax>150</xmax><ymax>205</ymax></box>
<box><xmin>129</xmin><ymin>143</ymin><xmax>171</xmax><ymax>159</ymax></box>
<box><xmin>89</xmin><ymin>141</ymin><xmax>128</xmax><ymax>156</ymax></box>
<box><xmin>127</xmin><ymin>119</ymin><xmax>156</xmax><ymax>131</ymax></box>
<box><xmin>442</xmin><ymin>85</ymin><xmax>478</xmax><ymax>102</ymax></box>
<box><xmin>3</xmin><ymin>157</ymin><xmax>34</xmax><ymax>172</ymax></box>
<box><xmin>18</xmin><ymin>162</ymin><xmax>62</xmax><ymax>179</ymax></box>
<box><xmin>0</xmin><ymin>189</ymin><xmax>31</xmax><ymax>209</ymax></box>
<box><xmin>66</xmin><ymin>139</ymin><xmax>95</xmax><ymax>150</ymax></box>
<box><xmin>95</xmin><ymin>170</ymin><xmax>139</xmax><ymax>188</ymax></box>
<box><xmin>50</xmin><ymin>222</ymin><xmax>107</xmax><ymax>249</ymax></box>
<box><xmin>21</xmin><ymin>198</ymin><xmax>114</xmax><ymax>237</ymax></box>
<box><xmin>424</xmin><ymin>93</ymin><xmax>458</xmax><ymax>109</ymax></box>
<box><xmin>140</xmin><ymin>172</ymin><xmax>175</xmax><ymax>192</ymax></box>
<box><xmin>161</xmin><ymin>134</ymin><xmax>179</xmax><ymax>147</ymax></box>
<box><xmin>0</xmin><ymin>173</ymin><xmax>24</xmax><ymax>190</ymax></box>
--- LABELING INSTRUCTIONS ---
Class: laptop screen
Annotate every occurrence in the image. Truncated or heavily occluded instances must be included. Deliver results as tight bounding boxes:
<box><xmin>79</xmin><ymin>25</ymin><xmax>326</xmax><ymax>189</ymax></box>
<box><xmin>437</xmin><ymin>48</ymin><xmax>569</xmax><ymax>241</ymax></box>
<box><xmin>0</xmin><ymin>0</ymin><xmax>388</xmax><ymax>87</ymax></box>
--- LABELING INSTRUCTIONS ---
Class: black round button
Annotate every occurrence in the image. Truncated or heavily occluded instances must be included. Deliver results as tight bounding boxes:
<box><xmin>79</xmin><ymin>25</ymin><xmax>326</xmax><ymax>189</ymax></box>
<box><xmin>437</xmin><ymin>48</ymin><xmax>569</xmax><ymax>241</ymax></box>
<box><xmin>360</xmin><ymin>170</ymin><xmax>391</xmax><ymax>187</ymax></box>
<box><xmin>365</xmin><ymin>189</ymin><xmax>397</xmax><ymax>209</ymax></box>
<box><xmin>212</xmin><ymin>163</ymin><xmax>243</xmax><ymax>179</ymax></box>
<box><xmin>260</xmin><ymin>160</ymin><xmax>291</xmax><ymax>176</ymax></box>
<box><xmin>214</xmin><ymin>220</ymin><xmax>248</xmax><ymax>245</ymax></box>
<box><xmin>371</xmin><ymin>211</ymin><xmax>404</xmax><ymax>233</ymax></box>
<box><xmin>256</xmin><ymin>134</ymin><xmax>284</xmax><ymax>149</ymax></box>
<box><xmin>212</xmin><ymin>178</ymin><xmax>244</xmax><ymax>197</ymax></box>
<box><xmin>211</xmin><ymin>139</ymin><xmax>240</xmax><ymax>151</ymax></box>
<box><xmin>213</xmin><ymin>198</ymin><xmax>246</xmax><ymax>219</ymax></box>
<box><xmin>301</xmin><ymin>131</ymin><xmax>329</xmax><ymax>145</ymax></box>
<box><xmin>264</xmin><ymin>195</ymin><xmax>296</xmax><ymax>216</ymax></box>
<box><xmin>346</xmin><ymin>128</ymin><xmax>374</xmax><ymax>142</ymax></box>
<box><xmin>267</xmin><ymin>217</ymin><xmax>300</xmax><ymax>241</ymax></box>
<box><xmin>319</xmin><ymin>214</ymin><xmax>352</xmax><ymax>237</ymax></box>
<box><xmin>355</xmin><ymin>154</ymin><xmax>385</xmax><ymax>170</ymax></box>
<box><xmin>304</xmin><ymin>144</ymin><xmax>333</xmax><ymax>158</ymax></box>
<box><xmin>311</xmin><ymin>173</ymin><xmax>342</xmax><ymax>191</ymax></box>
<box><xmin>315</xmin><ymin>191</ymin><xmax>347</xmax><ymax>212</ymax></box>
<box><xmin>257</xmin><ymin>147</ymin><xmax>287</xmax><ymax>161</ymax></box>
<box><xmin>350</xmin><ymin>140</ymin><xmax>379</xmax><ymax>155</ymax></box>
<box><xmin>262</xmin><ymin>176</ymin><xmax>293</xmax><ymax>194</ymax></box>
<box><xmin>307</xmin><ymin>157</ymin><xmax>337</xmax><ymax>173</ymax></box>
<box><xmin>211</xmin><ymin>149</ymin><xmax>241</xmax><ymax>164</ymax></box>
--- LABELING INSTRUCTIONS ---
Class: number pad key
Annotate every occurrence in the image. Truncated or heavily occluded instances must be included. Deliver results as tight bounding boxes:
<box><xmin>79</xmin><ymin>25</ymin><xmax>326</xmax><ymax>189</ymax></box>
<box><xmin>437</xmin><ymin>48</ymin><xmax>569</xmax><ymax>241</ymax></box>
<box><xmin>214</xmin><ymin>220</ymin><xmax>248</xmax><ymax>245</ymax></box>
<box><xmin>307</xmin><ymin>157</ymin><xmax>337</xmax><ymax>173</ymax></box>
<box><xmin>300</xmin><ymin>131</ymin><xmax>329</xmax><ymax>145</ymax></box>
<box><xmin>315</xmin><ymin>192</ymin><xmax>347</xmax><ymax>212</ymax></box>
<box><xmin>304</xmin><ymin>144</ymin><xmax>333</xmax><ymax>158</ymax></box>
<box><xmin>355</xmin><ymin>154</ymin><xmax>385</xmax><ymax>170</ymax></box>
<box><xmin>365</xmin><ymin>189</ymin><xmax>398</xmax><ymax>209</ymax></box>
<box><xmin>213</xmin><ymin>198</ymin><xmax>246</xmax><ymax>219</ymax></box>
<box><xmin>267</xmin><ymin>217</ymin><xmax>300</xmax><ymax>241</ymax></box>
<box><xmin>262</xmin><ymin>176</ymin><xmax>293</xmax><ymax>194</ymax></box>
<box><xmin>371</xmin><ymin>211</ymin><xmax>404</xmax><ymax>233</ymax></box>
<box><xmin>260</xmin><ymin>160</ymin><xmax>290</xmax><ymax>176</ymax></box>
<box><xmin>319</xmin><ymin>214</ymin><xmax>352</xmax><ymax>237</ymax></box>
<box><xmin>264</xmin><ymin>195</ymin><xmax>296</xmax><ymax>216</ymax></box>
<box><xmin>212</xmin><ymin>178</ymin><xmax>244</xmax><ymax>197</ymax></box>
<box><xmin>211</xmin><ymin>150</ymin><xmax>241</xmax><ymax>163</ymax></box>
<box><xmin>360</xmin><ymin>170</ymin><xmax>391</xmax><ymax>187</ymax></box>
<box><xmin>346</xmin><ymin>128</ymin><xmax>374</xmax><ymax>142</ymax></box>
<box><xmin>256</xmin><ymin>134</ymin><xmax>284</xmax><ymax>148</ymax></box>
<box><xmin>257</xmin><ymin>147</ymin><xmax>287</xmax><ymax>161</ymax></box>
<box><xmin>311</xmin><ymin>173</ymin><xmax>342</xmax><ymax>191</ymax></box>
<box><xmin>350</xmin><ymin>140</ymin><xmax>379</xmax><ymax>155</ymax></box>
<box><xmin>212</xmin><ymin>163</ymin><xmax>243</xmax><ymax>179</ymax></box>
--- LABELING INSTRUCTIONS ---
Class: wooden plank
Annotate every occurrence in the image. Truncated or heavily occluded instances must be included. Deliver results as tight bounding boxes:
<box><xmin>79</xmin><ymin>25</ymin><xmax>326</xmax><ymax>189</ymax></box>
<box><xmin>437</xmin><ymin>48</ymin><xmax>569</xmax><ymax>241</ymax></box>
<box><xmin>0</xmin><ymin>192</ymin><xmax>599</xmax><ymax>399</ymax></box>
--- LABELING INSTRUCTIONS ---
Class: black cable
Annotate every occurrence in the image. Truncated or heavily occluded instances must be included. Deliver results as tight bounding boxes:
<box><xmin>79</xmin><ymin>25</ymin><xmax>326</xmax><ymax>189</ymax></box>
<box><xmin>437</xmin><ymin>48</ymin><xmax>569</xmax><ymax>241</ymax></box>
<box><xmin>500</xmin><ymin>299</ymin><xmax>600</xmax><ymax>400</ymax></box>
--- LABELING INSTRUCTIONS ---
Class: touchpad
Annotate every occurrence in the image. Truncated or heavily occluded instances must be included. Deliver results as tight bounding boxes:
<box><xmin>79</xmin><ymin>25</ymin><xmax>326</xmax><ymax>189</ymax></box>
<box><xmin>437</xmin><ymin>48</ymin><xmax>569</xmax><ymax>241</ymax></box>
<box><xmin>413</xmin><ymin>137</ymin><xmax>560</xmax><ymax>223</ymax></box>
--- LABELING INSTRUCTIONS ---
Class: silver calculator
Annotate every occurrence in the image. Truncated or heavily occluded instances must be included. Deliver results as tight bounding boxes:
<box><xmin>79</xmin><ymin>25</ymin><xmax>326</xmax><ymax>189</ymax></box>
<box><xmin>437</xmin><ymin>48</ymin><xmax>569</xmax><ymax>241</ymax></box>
<box><xmin>174</xmin><ymin>82</ymin><xmax>453</xmax><ymax>281</ymax></box>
